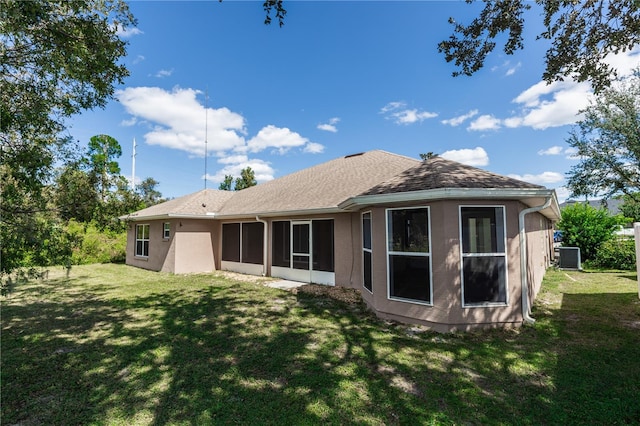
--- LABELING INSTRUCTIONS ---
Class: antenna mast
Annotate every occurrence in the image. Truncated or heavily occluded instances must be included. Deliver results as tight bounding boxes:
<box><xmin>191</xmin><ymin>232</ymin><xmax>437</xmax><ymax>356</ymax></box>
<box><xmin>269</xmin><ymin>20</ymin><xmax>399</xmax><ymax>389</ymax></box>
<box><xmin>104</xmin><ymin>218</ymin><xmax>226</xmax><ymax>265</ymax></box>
<box><xmin>204</xmin><ymin>88</ymin><xmax>208</xmax><ymax>189</ymax></box>
<box><xmin>131</xmin><ymin>137</ymin><xmax>137</xmax><ymax>191</ymax></box>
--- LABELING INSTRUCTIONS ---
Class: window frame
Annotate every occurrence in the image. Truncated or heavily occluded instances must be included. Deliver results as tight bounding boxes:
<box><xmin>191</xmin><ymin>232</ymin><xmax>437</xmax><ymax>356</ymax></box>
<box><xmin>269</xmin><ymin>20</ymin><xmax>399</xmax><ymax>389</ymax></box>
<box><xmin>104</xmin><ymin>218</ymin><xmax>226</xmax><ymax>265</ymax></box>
<box><xmin>135</xmin><ymin>224</ymin><xmax>150</xmax><ymax>258</ymax></box>
<box><xmin>385</xmin><ymin>206</ymin><xmax>433</xmax><ymax>306</ymax></box>
<box><xmin>362</xmin><ymin>211</ymin><xmax>373</xmax><ymax>294</ymax></box>
<box><xmin>459</xmin><ymin>205</ymin><xmax>509</xmax><ymax>308</ymax></box>
<box><xmin>163</xmin><ymin>222</ymin><xmax>171</xmax><ymax>240</ymax></box>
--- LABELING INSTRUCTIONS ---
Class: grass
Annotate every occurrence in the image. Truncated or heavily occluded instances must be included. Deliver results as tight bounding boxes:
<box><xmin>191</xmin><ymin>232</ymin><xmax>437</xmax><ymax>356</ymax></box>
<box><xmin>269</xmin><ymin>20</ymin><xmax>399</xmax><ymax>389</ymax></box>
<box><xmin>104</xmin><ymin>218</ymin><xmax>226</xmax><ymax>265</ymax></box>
<box><xmin>2</xmin><ymin>264</ymin><xmax>640</xmax><ymax>425</ymax></box>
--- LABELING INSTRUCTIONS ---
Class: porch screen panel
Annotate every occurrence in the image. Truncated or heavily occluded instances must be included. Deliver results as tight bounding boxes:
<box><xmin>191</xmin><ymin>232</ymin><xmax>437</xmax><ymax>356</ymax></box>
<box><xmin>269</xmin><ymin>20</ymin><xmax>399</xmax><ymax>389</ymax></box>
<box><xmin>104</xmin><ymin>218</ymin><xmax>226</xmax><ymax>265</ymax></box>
<box><xmin>387</xmin><ymin>208</ymin><xmax>431</xmax><ymax>304</ymax></box>
<box><xmin>222</xmin><ymin>223</ymin><xmax>240</xmax><ymax>262</ymax></box>
<box><xmin>460</xmin><ymin>206</ymin><xmax>507</xmax><ymax>305</ymax></box>
<box><xmin>363</xmin><ymin>212</ymin><xmax>373</xmax><ymax>292</ymax></box>
<box><xmin>242</xmin><ymin>222</ymin><xmax>264</xmax><ymax>265</ymax></box>
<box><xmin>272</xmin><ymin>221</ymin><xmax>290</xmax><ymax>267</ymax></box>
<box><xmin>312</xmin><ymin>220</ymin><xmax>334</xmax><ymax>272</ymax></box>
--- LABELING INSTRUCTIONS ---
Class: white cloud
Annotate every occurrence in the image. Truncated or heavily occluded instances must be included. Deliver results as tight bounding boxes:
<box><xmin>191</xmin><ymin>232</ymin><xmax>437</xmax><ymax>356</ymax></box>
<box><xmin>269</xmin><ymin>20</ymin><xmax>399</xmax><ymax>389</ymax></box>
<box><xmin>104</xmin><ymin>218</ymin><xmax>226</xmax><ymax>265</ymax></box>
<box><xmin>538</xmin><ymin>146</ymin><xmax>564</xmax><ymax>156</ymax></box>
<box><xmin>118</xmin><ymin>84</ymin><xmax>323</xmax><ymax>187</ymax></box>
<box><xmin>441</xmin><ymin>109</ymin><xmax>479</xmax><ymax>127</ymax></box>
<box><xmin>247</xmin><ymin>125</ymin><xmax>323</xmax><ymax>154</ymax></box>
<box><xmin>553</xmin><ymin>186</ymin><xmax>571</xmax><ymax>203</ymax></box>
<box><xmin>505</xmin><ymin>62</ymin><xmax>521</xmax><ymax>76</ymax></box>
<box><xmin>115</xmin><ymin>24</ymin><xmax>143</xmax><ymax>38</ymax></box>
<box><xmin>564</xmin><ymin>147</ymin><xmax>580</xmax><ymax>160</ymax></box>
<box><xmin>508</xmin><ymin>171</ymin><xmax>564</xmax><ymax>184</ymax></box>
<box><xmin>467</xmin><ymin>114</ymin><xmax>501</xmax><ymax>131</ymax></box>
<box><xmin>303</xmin><ymin>142</ymin><xmax>325</xmax><ymax>154</ymax></box>
<box><xmin>317</xmin><ymin>117</ymin><xmax>340</xmax><ymax>133</ymax></box>
<box><xmin>117</xmin><ymin>86</ymin><xmax>247</xmax><ymax>156</ymax></box>
<box><xmin>381</xmin><ymin>101</ymin><xmax>437</xmax><ymax>125</ymax></box>
<box><xmin>205</xmin><ymin>157</ymin><xmax>275</xmax><ymax>183</ymax></box>
<box><xmin>503</xmin><ymin>49</ymin><xmax>640</xmax><ymax>130</ymax></box>
<box><xmin>154</xmin><ymin>69</ymin><xmax>174</xmax><ymax>78</ymax></box>
<box><xmin>441</xmin><ymin>147</ymin><xmax>489</xmax><ymax>166</ymax></box>
<box><xmin>120</xmin><ymin>117</ymin><xmax>137</xmax><ymax>127</ymax></box>
<box><xmin>133</xmin><ymin>55</ymin><xmax>145</xmax><ymax>64</ymax></box>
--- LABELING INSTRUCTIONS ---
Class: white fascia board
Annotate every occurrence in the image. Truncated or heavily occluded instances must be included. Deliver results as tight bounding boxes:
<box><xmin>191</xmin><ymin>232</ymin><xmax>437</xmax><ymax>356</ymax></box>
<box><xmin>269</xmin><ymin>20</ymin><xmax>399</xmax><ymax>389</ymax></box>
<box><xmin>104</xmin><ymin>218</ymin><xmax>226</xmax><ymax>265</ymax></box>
<box><xmin>339</xmin><ymin>188</ymin><xmax>560</xmax><ymax>219</ymax></box>
<box><xmin>120</xmin><ymin>213</ymin><xmax>218</xmax><ymax>222</ymax></box>
<box><xmin>213</xmin><ymin>207</ymin><xmax>344</xmax><ymax>220</ymax></box>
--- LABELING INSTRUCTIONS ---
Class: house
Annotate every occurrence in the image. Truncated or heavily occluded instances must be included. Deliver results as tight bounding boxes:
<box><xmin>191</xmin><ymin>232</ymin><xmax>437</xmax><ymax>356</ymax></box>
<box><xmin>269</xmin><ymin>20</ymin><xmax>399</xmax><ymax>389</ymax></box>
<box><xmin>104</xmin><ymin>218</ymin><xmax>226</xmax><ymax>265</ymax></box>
<box><xmin>122</xmin><ymin>150</ymin><xmax>560</xmax><ymax>331</ymax></box>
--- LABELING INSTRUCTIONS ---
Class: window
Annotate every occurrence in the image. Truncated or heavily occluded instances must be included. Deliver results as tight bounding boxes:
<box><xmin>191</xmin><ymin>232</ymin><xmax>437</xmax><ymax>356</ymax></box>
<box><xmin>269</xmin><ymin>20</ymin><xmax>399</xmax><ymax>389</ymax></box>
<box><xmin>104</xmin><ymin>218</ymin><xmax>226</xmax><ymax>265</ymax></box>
<box><xmin>241</xmin><ymin>222</ymin><xmax>264</xmax><ymax>264</ymax></box>
<box><xmin>135</xmin><ymin>224</ymin><xmax>150</xmax><ymax>257</ymax></box>
<box><xmin>222</xmin><ymin>223</ymin><xmax>240</xmax><ymax>262</ymax></box>
<box><xmin>362</xmin><ymin>212</ymin><xmax>373</xmax><ymax>293</ymax></box>
<box><xmin>163</xmin><ymin>222</ymin><xmax>170</xmax><ymax>239</ymax></box>
<box><xmin>272</xmin><ymin>220</ymin><xmax>335</xmax><ymax>272</ymax></box>
<box><xmin>386</xmin><ymin>207</ymin><xmax>431</xmax><ymax>304</ymax></box>
<box><xmin>460</xmin><ymin>206</ymin><xmax>507</xmax><ymax>306</ymax></box>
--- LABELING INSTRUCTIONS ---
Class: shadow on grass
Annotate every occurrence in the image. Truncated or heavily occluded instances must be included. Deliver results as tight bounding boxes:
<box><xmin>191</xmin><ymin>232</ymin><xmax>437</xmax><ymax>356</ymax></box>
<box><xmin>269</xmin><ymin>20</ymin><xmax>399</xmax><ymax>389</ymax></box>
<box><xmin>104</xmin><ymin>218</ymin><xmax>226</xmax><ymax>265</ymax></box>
<box><xmin>3</xmin><ymin>267</ymin><xmax>640</xmax><ymax>424</ymax></box>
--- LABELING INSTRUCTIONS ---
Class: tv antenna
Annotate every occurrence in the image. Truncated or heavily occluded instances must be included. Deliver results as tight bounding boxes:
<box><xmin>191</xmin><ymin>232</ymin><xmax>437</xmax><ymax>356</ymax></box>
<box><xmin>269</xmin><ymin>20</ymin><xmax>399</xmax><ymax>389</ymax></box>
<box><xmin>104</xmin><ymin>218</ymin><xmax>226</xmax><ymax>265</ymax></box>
<box><xmin>131</xmin><ymin>137</ymin><xmax>137</xmax><ymax>191</ymax></box>
<box><xmin>204</xmin><ymin>88</ymin><xmax>208</xmax><ymax>189</ymax></box>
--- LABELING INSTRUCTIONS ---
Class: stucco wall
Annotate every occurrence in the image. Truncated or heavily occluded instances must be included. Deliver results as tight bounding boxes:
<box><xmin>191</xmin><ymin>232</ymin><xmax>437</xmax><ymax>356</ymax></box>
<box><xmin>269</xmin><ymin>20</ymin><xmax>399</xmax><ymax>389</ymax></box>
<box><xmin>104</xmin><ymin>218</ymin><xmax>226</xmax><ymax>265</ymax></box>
<box><xmin>125</xmin><ymin>220</ymin><xmax>175</xmax><ymax>272</ymax></box>
<box><xmin>524</xmin><ymin>208</ymin><xmax>554</xmax><ymax>305</ymax></box>
<box><xmin>360</xmin><ymin>200</ymin><xmax>530</xmax><ymax>332</ymax></box>
<box><xmin>173</xmin><ymin>220</ymin><xmax>217</xmax><ymax>274</ymax></box>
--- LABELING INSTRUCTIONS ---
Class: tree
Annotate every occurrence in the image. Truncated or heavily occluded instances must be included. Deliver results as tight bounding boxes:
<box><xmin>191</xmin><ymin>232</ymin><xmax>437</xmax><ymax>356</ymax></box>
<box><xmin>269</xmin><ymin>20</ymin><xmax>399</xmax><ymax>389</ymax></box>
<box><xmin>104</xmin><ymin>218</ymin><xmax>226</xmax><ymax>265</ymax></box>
<box><xmin>219</xmin><ymin>175</ymin><xmax>234</xmax><ymax>191</ymax></box>
<box><xmin>438</xmin><ymin>1</ymin><xmax>640</xmax><ymax>92</ymax></box>
<box><xmin>566</xmin><ymin>71</ymin><xmax>640</xmax><ymax>200</ymax></box>
<box><xmin>86</xmin><ymin>134</ymin><xmax>122</xmax><ymax>202</ymax></box>
<box><xmin>419</xmin><ymin>152</ymin><xmax>438</xmax><ymax>160</ymax></box>
<box><xmin>138</xmin><ymin>177</ymin><xmax>163</xmax><ymax>207</ymax></box>
<box><xmin>619</xmin><ymin>194</ymin><xmax>640</xmax><ymax>223</ymax></box>
<box><xmin>234</xmin><ymin>167</ymin><xmax>257</xmax><ymax>191</ymax></box>
<box><xmin>1</xmin><ymin>0</ymin><xmax>136</xmax><ymax>274</ymax></box>
<box><xmin>54</xmin><ymin>163</ymin><xmax>99</xmax><ymax>223</ymax></box>
<box><xmin>557</xmin><ymin>203</ymin><xmax>624</xmax><ymax>262</ymax></box>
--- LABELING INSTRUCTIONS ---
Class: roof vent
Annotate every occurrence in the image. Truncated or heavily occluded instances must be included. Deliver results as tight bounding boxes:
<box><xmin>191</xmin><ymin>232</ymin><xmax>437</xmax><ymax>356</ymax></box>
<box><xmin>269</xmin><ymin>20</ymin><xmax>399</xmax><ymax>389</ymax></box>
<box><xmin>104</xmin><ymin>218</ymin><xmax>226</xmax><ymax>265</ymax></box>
<box><xmin>344</xmin><ymin>152</ymin><xmax>365</xmax><ymax>158</ymax></box>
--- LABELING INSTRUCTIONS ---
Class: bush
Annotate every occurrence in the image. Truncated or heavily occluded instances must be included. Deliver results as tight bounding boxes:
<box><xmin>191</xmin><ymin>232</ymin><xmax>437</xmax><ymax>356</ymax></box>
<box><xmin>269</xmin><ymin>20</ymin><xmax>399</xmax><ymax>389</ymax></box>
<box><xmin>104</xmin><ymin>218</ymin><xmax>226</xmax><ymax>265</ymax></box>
<box><xmin>589</xmin><ymin>238</ymin><xmax>637</xmax><ymax>270</ymax></box>
<box><xmin>557</xmin><ymin>203</ymin><xmax>625</xmax><ymax>261</ymax></box>
<box><xmin>66</xmin><ymin>220</ymin><xmax>126</xmax><ymax>265</ymax></box>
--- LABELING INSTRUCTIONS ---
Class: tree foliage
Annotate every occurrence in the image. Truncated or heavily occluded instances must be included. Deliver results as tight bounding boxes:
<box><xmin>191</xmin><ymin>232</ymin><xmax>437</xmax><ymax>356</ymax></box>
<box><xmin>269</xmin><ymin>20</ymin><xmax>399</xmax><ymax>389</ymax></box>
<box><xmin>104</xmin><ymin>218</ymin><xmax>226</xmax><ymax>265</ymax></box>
<box><xmin>438</xmin><ymin>0</ymin><xmax>640</xmax><ymax>92</ymax></box>
<box><xmin>619</xmin><ymin>194</ymin><xmax>640</xmax><ymax>223</ymax></box>
<box><xmin>218</xmin><ymin>168</ymin><xmax>257</xmax><ymax>191</ymax></box>
<box><xmin>0</xmin><ymin>0</ymin><xmax>136</xmax><ymax>275</ymax></box>
<box><xmin>566</xmin><ymin>71</ymin><xmax>640</xmax><ymax>200</ymax></box>
<box><xmin>87</xmin><ymin>134</ymin><xmax>122</xmax><ymax>202</ymax></box>
<box><xmin>557</xmin><ymin>203</ymin><xmax>625</xmax><ymax>262</ymax></box>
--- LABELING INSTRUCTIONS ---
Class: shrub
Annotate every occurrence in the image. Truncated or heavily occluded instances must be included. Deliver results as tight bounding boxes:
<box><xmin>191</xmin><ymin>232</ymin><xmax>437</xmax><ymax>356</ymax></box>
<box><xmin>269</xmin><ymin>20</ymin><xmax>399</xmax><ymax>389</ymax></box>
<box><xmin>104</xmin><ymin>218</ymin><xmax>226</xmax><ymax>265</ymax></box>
<box><xmin>557</xmin><ymin>203</ymin><xmax>625</xmax><ymax>261</ymax></box>
<box><xmin>589</xmin><ymin>238</ymin><xmax>637</xmax><ymax>270</ymax></box>
<box><xmin>66</xmin><ymin>220</ymin><xmax>126</xmax><ymax>265</ymax></box>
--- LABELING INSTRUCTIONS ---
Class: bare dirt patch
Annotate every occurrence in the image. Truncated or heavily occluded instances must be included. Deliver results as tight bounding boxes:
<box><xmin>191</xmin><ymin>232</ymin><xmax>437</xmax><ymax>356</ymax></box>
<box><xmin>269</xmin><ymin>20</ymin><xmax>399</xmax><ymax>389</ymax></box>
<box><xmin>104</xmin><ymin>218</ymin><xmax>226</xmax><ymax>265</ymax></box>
<box><xmin>295</xmin><ymin>284</ymin><xmax>362</xmax><ymax>305</ymax></box>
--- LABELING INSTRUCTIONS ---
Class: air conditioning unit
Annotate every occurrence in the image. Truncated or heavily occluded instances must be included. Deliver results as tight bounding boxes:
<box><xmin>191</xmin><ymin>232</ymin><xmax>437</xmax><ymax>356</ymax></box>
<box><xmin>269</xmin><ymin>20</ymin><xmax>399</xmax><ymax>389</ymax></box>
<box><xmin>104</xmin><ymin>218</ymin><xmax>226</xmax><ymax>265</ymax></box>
<box><xmin>558</xmin><ymin>247</ymin><xmax>582</xmax><ymax>270</ymax></box>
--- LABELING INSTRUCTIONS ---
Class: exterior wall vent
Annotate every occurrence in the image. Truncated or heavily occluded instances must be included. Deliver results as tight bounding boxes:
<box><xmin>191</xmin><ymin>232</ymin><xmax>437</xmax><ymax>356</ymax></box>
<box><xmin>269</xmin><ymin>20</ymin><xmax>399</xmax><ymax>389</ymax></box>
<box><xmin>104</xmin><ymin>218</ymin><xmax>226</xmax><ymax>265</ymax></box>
<box><xmin>558</xmin><ymin>247</ymin><xmax>582</xmax><ymax>270</ymax></box>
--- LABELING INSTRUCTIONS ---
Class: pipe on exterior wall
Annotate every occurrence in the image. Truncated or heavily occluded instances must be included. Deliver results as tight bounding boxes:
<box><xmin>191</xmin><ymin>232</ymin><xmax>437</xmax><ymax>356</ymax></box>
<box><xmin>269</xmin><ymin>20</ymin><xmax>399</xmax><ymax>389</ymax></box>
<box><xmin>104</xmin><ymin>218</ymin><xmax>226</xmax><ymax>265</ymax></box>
<box><xmin>256</xmin><ymin>216</ymin><xmax>268</xmax><ymax>276</ymax></box>
<box><xmin>518</xmin><ymin>197</ymin><xmax>552</xmax><ymax>325</ymax></box>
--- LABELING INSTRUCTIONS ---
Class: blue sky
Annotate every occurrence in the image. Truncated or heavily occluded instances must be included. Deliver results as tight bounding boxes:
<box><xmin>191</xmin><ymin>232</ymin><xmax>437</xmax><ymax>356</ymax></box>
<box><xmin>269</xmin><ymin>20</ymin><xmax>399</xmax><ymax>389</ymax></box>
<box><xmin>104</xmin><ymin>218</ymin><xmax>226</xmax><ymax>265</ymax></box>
<box><xmin>68</xmin><ymin>1</ymin><xmax>640</xmax><ymax>202</ymax></box>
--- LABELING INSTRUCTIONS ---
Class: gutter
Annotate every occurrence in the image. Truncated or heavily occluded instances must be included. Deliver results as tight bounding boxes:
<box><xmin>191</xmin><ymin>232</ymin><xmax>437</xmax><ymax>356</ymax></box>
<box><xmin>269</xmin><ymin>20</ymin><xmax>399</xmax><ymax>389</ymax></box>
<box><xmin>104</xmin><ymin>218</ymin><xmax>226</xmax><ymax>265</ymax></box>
<box><xmin>518</xmin><ymin>196</ymin><xmax>553</xmax><ymax>325</ymax></box>
<box><xmin>256</xmin><ymin>216</ymin><xmax>268</xmax><ymax>277</ymax></box>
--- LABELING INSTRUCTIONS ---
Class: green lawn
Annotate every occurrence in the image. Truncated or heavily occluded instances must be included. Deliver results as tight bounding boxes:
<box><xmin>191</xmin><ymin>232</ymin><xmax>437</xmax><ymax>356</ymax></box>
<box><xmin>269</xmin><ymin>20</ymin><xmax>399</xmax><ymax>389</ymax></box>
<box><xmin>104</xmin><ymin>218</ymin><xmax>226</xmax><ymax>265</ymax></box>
<box><xmin>2</xmin><ymin>265</ymin><xmax>639</xmax><ymax>425</ymax></box>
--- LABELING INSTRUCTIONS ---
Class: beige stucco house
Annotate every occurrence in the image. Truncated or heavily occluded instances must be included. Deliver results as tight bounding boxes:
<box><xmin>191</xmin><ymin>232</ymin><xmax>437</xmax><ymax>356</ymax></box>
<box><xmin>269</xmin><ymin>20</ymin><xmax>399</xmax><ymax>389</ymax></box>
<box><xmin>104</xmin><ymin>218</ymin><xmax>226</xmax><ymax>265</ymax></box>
<box><xmin>122</xmin><ymin>150</ymin><xmax>560</xmax><ymax>331</ymax></box>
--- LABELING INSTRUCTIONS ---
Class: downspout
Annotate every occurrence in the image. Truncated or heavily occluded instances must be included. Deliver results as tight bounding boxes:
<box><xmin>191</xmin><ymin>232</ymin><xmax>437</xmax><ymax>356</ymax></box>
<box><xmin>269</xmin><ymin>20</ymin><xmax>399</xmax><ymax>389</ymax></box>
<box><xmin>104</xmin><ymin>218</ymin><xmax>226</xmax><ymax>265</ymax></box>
<box><xmin>518</xmin><ymin>197</ymin><xmax>552</xmax><ymax>325</ymax></box>
<box><xmin>256</xmin><ymin>216</ymin><xmax>268</xmax><ymax>277</ymax></box>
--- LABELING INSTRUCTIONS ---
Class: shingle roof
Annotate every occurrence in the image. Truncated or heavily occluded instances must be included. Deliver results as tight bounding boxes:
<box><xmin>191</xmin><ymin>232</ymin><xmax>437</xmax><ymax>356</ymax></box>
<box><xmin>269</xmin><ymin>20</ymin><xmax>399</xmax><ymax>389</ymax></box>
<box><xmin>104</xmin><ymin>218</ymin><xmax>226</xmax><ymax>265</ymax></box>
<box><xmin>361</xmin><ymin>156</ymin><xmax>543</xmax><ymax>196</ymax></box>
<box><xmin>124</xmin><ymin>151</ymin><xmax>553</xmax><ymax>221</ymax></box>
<box><xmin>216</xmin><ymin>150</ymin><xmax>419</xmax><ymax>216</ymax></box>
<box><xmin>123</xmin><ymin>189</ymin><xmax>235</xmax><ymax>219</ymax></box>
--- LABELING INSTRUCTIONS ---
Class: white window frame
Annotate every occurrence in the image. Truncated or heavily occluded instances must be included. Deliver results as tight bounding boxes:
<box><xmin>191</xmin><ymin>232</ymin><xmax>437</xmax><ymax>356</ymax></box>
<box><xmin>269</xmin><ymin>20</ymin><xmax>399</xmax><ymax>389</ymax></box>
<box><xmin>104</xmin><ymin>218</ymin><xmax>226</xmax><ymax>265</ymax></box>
<box><xmin>385</xmin><ymin>206</ymin><xmax>433</xmax><ymax>306</ymax></box>
<box><xmin>135</xmin><ymin>224</ymin><xmax>150</xmax><ymax>258</ymax></box>
<box><xmin>459</xmin><ymin>205</ymin><xmax>509</xmax><ymax>308</ymax></box>
<box><xmin>362</xmin><ymin>211</ymin><xmax>373</xmax><ymax>294</ymax></box>
<box><xmin>163</xmin><ymin>222</ymin><xmax>170</xmax><ymax>239</ymax></box>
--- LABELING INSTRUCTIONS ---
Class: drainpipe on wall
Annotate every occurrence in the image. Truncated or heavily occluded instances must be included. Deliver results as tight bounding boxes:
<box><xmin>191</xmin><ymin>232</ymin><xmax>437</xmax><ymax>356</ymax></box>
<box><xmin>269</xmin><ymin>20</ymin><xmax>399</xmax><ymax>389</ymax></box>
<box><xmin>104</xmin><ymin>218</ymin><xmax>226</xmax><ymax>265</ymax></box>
<box><xmin>518</xmin><ymin>196</ymin><xmax>552</xmax><ymax>325</ymax></box>
<box><xmin>256</xmin><ymin>216</ymin><xmax>268</xmax><ymax>276</ymax></box>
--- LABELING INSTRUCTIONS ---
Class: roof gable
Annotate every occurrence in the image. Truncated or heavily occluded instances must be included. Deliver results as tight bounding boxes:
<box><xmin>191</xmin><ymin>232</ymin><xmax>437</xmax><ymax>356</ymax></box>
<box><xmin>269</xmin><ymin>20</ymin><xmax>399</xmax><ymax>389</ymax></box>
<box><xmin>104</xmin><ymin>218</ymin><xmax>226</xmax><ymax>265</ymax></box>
<box><xmin>124</xmin><ymin>189</ymin><xmax>235</xmax><ymax>219</ymax></box>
